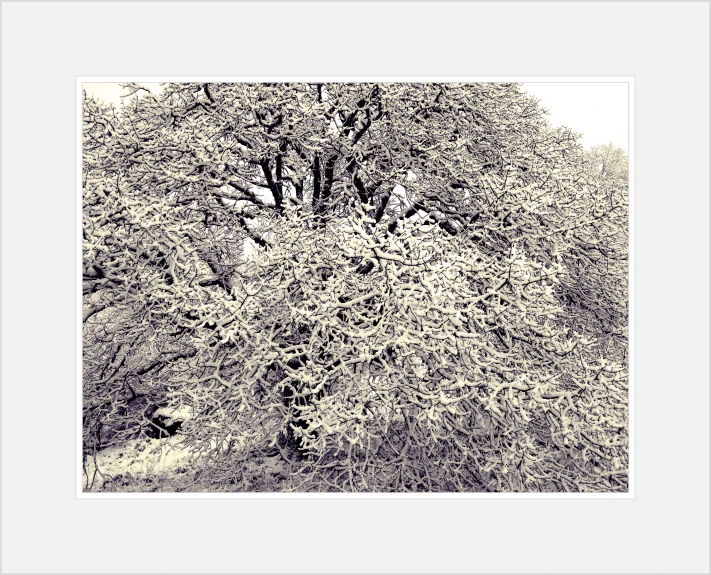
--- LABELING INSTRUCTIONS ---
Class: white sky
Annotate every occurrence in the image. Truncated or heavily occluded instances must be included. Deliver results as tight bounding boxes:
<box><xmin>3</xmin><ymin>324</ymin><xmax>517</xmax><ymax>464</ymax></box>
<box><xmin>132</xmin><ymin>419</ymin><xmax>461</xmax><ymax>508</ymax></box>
<box><xmin>522</xmin><ymin>82</ymin><xmax>629</xmax><ymax>152</ymax></box>
<box><xmin>83</xmin><ymin>81</ymin><xmax>629</xmax><ymax>152</ymax></box>
<box><xmin>83</xmin><ymin>82</ymin><xmax>166</xmax><ymax>107</ymax></box>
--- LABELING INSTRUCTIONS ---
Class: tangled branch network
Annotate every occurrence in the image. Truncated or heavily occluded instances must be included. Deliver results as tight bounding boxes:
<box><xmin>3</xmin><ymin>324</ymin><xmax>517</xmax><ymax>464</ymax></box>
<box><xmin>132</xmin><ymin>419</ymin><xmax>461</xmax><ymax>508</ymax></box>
<box><xmin>83</xmin><ymin>82</ymin><xmax>628</xmax><ymax>492</ymax></box>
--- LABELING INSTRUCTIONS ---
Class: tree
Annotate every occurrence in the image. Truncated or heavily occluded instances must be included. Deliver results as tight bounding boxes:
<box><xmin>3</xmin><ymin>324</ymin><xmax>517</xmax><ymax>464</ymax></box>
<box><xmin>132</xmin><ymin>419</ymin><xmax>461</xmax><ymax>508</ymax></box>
<box><xmin>82</xmin><ymin>82</ymin><xmax>629</xmax><ymax>492</ymax></box>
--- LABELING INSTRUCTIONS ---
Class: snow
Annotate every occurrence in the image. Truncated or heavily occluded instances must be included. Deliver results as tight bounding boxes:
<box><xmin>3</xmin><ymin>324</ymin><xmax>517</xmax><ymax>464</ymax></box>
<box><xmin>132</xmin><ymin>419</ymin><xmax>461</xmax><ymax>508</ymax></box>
<box><xmin>83</xmin><ymin>436</ymin><xmax>192</xmax><ymax>490</ymax></box>
<box><xmin>152</xmin><ymin>405</ymin><xmax>194</xmax><ymax>422</ymax></box>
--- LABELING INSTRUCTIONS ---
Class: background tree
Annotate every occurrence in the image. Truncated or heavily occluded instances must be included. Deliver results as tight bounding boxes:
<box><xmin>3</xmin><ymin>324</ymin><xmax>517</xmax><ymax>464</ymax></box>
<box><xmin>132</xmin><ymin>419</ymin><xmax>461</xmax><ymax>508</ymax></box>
<box><xmin>83</xmin><ymin>82</ymin><xmax>629</xmax><ymax>492</ymax></box>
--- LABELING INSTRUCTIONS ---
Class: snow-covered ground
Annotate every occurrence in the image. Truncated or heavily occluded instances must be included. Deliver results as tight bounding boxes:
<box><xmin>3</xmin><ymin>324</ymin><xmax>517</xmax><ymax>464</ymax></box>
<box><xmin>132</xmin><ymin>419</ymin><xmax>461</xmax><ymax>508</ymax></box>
<box><xmin>83</xmin><ymin>432</ymin><xmax>292</xmax><ymax>492</ymax></box>
<box><xmin>83</xmin><ymin>436</ymin><xmax>193</xmax><ymax>491</ymax></box>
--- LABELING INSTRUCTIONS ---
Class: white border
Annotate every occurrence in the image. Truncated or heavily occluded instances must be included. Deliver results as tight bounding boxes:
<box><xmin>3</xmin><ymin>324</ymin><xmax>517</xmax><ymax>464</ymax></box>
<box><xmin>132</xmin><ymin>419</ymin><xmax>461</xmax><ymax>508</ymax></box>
<box><xmin>77</xmin><ymin>76</ymin><xmax>635</xmax><ymax>500</ymax></box>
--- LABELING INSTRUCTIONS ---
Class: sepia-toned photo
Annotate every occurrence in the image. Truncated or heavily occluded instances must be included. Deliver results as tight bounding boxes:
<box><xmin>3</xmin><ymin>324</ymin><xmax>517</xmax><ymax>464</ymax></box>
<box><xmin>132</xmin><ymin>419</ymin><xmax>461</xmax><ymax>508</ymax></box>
<box><xmin>81</xmin><ymin>81</ymin><xmax>629</xmax><ymax>493</ymax></box>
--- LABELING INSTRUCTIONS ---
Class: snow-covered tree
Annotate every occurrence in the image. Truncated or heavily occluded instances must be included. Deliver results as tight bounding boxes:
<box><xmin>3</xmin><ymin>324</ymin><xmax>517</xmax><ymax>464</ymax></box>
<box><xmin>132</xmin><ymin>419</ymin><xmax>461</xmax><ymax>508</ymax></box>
<box><xmin>83</xmin><ymin>82</ymin><xmax>628</xmax><ymax>492</ymax></box>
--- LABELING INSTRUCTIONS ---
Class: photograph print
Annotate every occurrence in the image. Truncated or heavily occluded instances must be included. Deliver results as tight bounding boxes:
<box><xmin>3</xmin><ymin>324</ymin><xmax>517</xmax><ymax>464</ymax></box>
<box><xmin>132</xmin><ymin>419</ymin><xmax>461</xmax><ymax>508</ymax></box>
<box><xmin>81</xmin><ymin>81</ymin><xmax>629</xmax><ymax>493</ymax></box>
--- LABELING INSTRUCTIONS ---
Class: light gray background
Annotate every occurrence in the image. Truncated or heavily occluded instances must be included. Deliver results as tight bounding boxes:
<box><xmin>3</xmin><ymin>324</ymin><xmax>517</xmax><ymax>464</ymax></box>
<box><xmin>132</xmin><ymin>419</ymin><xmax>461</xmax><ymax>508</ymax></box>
<box><xmin>2</xmin><ymin>1</ymin><xmax>709</xmax><ymax>573</ymax></box>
